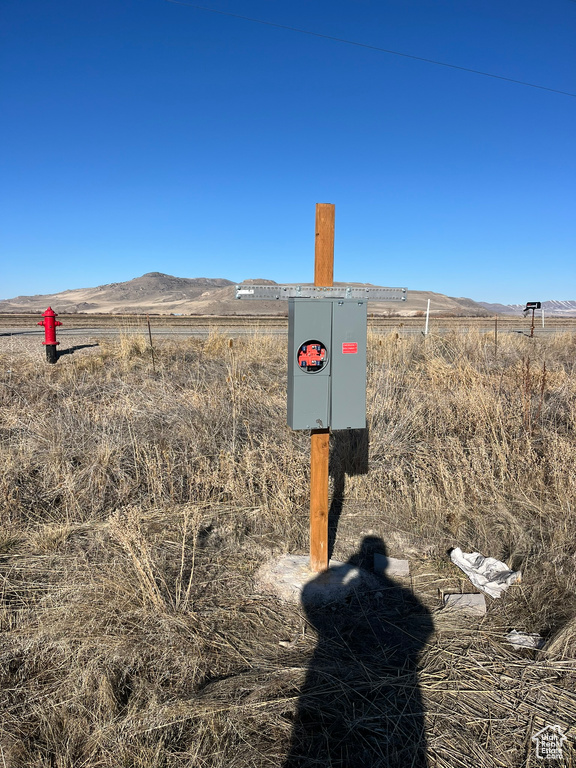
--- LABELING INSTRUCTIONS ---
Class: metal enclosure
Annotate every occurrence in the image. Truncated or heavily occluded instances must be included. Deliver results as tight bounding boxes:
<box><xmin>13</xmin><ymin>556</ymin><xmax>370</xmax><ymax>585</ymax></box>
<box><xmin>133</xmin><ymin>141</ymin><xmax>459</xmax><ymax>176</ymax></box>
<box><xmin>330</xmin><ymin>299</ymin><xmax>367</xmax><ymax>430</ymax></box>
<box><xmin>287</xmin><ymin>299</ymin><xmax>332</xmax><ymax>430</ymax></box>
<box><xmin>287</xmin><ymin>298</ymin><xmax>367</xmax><ymax>430</ymax></box>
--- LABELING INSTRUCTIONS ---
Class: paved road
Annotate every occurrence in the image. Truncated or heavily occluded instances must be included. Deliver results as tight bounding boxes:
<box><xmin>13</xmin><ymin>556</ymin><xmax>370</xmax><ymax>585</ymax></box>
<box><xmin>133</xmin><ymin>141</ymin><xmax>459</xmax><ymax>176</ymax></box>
<box><xmin>1</xmin><ymin>326</ymin><xmax>572</xmax><ymax>339</ymax></box>
<box><xmin>0</xmin><ymin>327</ymin><xmax>288</xmax><ymax>338</ymax></box>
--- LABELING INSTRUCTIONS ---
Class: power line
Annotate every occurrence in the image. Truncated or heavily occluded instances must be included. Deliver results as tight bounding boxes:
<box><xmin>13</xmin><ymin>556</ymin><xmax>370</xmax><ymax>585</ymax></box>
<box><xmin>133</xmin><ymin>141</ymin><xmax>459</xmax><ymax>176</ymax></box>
<box><xmin>164</xmin><ymin>0</ymin><xmax>576</xmax><ymax>98</ymax></box>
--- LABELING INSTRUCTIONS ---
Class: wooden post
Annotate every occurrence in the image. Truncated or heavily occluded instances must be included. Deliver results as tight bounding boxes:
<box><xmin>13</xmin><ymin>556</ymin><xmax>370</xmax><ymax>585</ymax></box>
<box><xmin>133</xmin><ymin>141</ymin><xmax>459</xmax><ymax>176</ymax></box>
<box><xmin>310</xmin><ymin>428</ymin><xmax>330</xmax><ymax>571</ymax></box>
<box><xmin>314</xmin><ymin>204</ymin><xmax>335</xmax><ymax>287</ymax></box>
<box><xmin>310</xmin><ymin>203</ymin><xmax>334</xmax><ymax>572</ymax></box>
<box><xmin>494</xmin><ymin>316</ymin><xmax>498</xmax><ymax>353</ymax></box>
<box><xmin>146</xmin><ymin>315</ymin><xmax>156</xmax><ymax>373</ymax></box>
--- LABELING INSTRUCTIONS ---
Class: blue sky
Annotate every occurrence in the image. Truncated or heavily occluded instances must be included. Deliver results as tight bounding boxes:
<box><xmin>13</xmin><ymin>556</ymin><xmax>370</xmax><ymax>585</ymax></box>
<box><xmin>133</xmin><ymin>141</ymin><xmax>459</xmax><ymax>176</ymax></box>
<box><xmin>1</xmin><ymin>0</ymin><xmax>575</xmax><ymax>303</ymax></box>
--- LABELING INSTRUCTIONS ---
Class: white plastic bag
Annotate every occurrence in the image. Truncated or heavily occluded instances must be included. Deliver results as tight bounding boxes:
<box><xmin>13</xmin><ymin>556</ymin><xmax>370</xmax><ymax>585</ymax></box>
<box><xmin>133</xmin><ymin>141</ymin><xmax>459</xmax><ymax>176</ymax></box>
<box><xmin>450</xmin><ymin>547</ymin><xmax>521</xmax><ymax>598</ymax></box>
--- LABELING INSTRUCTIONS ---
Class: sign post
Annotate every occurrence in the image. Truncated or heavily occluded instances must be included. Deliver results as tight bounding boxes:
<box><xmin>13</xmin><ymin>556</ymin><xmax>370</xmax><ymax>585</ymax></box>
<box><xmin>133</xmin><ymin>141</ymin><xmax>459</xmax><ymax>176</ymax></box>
<box><xmin>235</xmin><ymin>205</ymin><xmax>407</xmax><ymax>574</ymax></box>
<box><xmin>310</xmin><ymin>204</ymin><xmax>335</xmax><ymax>572</ymax></box>
<box><xmin>523</xmin><ymin>302</ymin><xmax>541</xmax><ymax>338</ymax></box>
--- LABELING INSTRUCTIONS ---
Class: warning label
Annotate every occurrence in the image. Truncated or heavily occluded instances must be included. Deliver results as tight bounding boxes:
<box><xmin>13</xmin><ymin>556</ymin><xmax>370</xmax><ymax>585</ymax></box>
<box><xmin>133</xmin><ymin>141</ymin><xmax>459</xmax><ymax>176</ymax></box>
<box><xmin>342</xmin><ymin>342</ymin><xmax>358</xmax><ymax>354</ymax></box>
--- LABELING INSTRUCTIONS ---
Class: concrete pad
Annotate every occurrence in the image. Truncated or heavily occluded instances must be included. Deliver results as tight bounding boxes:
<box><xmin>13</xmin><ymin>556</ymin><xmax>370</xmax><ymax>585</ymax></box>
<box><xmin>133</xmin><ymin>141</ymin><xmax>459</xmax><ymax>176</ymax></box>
<box><xmin>505</xmin><ymin>630</ymin><xmax>544</xmax><ymax>650</ymax></box>
<box><xmin>443</xmin><ymin>593</ymin><xmax>486</xmax><ymax>616</ymax></box>
<box><xmin>374</xmin><ymin>553</ymin><xmax>410</xmax><ymax>578</ymax></box>
<box><xmin>255</xmin><ymin>554</ymin><xmax>379</xmax><ymax>605</ymax></box>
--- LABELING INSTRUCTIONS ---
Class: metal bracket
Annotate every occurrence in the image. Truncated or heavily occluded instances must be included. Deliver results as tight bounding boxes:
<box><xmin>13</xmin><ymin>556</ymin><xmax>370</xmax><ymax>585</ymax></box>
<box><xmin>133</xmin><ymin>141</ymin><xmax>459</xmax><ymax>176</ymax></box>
<box><xmin>235</xmin><ymin>284</ymin><xmax>407</xmax><ymax>301</ymax></box>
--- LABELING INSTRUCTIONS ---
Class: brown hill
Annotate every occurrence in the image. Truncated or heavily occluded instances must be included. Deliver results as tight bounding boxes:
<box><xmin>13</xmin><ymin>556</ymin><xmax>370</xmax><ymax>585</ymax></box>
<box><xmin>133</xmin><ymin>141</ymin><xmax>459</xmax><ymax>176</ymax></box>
<box><xmin>0</xmin><ymin>273</ymin><xmax>491</xmax><ymax>317</ymax></box>
<box><xmin>0</xmin><ymin>274</ymin><xmax>235</xmax><ymax>315</ymax></box>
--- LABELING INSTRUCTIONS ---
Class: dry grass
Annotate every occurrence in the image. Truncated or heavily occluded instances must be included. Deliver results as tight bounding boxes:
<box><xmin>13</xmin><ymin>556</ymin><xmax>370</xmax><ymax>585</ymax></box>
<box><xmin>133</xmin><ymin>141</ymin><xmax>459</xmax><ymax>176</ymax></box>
<box><xmin>0</xmin><ymin>328</ymin><xmax>575</xmax><ymax>766</ymax></box>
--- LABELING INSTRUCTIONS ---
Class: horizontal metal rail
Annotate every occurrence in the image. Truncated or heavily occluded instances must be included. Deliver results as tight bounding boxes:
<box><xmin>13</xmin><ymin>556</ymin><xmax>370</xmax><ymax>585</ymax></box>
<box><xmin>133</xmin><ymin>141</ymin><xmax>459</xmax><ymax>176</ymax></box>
<box><xmin>235</xmin><ymin>284</ymin><xmax>407</xmax><ymax>301</ymax></box>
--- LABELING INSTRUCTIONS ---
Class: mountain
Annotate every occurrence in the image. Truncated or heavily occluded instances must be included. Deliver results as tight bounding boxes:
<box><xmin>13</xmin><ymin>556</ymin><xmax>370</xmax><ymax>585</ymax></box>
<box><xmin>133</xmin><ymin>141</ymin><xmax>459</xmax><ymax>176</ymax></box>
<box><xmin>0</xmin><ymin>274</ymin><xmax>235</xmax><ymax>314</ymax></box>
<box><xmin>476</xmin><ymin>302</ymin><xmax>519</xmax><ymax>315</ymax></box>
<box><xmin>477</xmin><ymin>300</ymin><xmax>576</xmax><ymax>317</ymax></box>
<box><xmin>0</xmin><ymin>273</ymin><xmax>492</xmax><ymax>316</ymax></box>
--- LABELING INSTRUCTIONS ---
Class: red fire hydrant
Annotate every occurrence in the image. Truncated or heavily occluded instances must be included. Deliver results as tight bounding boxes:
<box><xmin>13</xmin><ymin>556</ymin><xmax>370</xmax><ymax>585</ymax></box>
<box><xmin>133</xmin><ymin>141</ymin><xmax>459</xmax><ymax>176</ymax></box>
<box><xmin>37</xmin><ymin>307</ymin><xmax>62</xmax><ymax>364</ymax></box>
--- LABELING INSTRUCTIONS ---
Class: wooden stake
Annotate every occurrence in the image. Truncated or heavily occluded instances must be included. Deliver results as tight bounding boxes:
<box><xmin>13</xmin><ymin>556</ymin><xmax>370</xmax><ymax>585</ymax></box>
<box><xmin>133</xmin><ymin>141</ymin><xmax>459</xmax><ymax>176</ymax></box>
<box><xmin>310</xmin><ymin>428</ymin><xmax>330</xmax><ymax>571</ymax></box>
<box><xmin>314</xmin><ymin>204</ymin><xmax>335</xmax><ymax>287</ymax></box>
<box><xmin>494</xmin><ymin>316</ymin><xmax>498</xmax><ymax>354</ymax></box>
<box><xmin>310</xmin><ymin>203</ymin><xmax>335</xmax><ymax>572</ymax></box>
<box><xmin>147</xmin><ymin>314</ymin><xmax>156</xmax><ymax>373</ymax></box>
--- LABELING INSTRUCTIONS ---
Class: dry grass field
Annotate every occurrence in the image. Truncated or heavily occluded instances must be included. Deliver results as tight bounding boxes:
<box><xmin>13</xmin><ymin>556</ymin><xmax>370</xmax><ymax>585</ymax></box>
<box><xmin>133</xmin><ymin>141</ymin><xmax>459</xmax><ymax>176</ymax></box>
<box><xmin>1</xmin><ymin>328</ymin><xmax>576</xmax><ymax>767</ymax></box>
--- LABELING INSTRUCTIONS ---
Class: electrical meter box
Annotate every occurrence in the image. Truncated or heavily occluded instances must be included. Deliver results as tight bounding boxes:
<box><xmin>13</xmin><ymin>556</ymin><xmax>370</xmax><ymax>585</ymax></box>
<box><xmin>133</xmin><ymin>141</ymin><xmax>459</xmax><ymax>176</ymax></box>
<box><xmin>287</xmin><ymin>298</ymin><xmax>367</xmax><ymax>430</ymax></box>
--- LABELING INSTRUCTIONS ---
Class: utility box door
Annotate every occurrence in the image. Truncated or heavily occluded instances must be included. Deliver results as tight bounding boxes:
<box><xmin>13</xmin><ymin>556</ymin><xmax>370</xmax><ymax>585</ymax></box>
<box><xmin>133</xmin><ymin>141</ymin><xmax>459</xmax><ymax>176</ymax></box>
<box><xmin>288</xmin><ymin>298</ymin><xmax>368</xmax><ymax>431</ymax></box>
<box><xmin>287</xmin><ymin>299</ymin><xmax>332</xmax><ymax>430</ymax></box>
<box><xmin>330</xmin><ymin>300</ymin><xmax>367</xmax><ymax>430</ymax></box>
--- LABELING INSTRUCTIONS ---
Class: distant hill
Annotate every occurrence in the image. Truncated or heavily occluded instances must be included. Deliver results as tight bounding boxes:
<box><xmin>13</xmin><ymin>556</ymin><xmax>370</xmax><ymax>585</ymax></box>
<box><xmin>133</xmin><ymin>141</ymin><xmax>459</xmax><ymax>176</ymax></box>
<box><xmin>0</xmin><ymin>273</ymin><xmax>236</xmax><ymax>315</ymax></box>
<box><xmin>0</xmin><ymin>273</ymin><xmax>492</xmax><ymax>317</ymax></box>
<box><xmin>477</xmin><ymin>300</ymin><xmax>576</xmax><ymax>317</ymax></box>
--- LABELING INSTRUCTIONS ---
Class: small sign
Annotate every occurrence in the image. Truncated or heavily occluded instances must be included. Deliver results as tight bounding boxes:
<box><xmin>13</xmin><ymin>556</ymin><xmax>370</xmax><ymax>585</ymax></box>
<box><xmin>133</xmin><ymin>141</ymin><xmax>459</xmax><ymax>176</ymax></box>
<box><xmin>532</xmin><ymin>725</ymin><xmax>567</xmax><ymax>760</ymax></box>
<box><xmin>342</xmin><ymin>342</ymin><xmax>358</xmax><ymax>354</ymax></box>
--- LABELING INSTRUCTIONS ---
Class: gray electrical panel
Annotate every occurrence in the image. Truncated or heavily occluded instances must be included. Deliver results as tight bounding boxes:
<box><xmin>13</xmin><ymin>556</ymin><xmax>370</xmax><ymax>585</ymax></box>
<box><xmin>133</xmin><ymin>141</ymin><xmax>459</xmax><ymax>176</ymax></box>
<box><xmin>287</xmin><ymin>298</ymin><xmax>367</xmax><ymax>431</ymax></box>
<box><xmin>330</xmin><ymin>299</ymin><xmax>368</xmax><ymax>430</ymax></box>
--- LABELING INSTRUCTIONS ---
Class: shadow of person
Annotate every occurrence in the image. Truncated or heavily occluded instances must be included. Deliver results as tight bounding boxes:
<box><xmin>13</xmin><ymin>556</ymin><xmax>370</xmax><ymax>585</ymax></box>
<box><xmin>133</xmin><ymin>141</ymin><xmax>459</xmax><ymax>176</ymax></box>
<box><xmin>284</xmin><ymin>536</ymin><xmax>433</xmax><ymax>768</ymax></box>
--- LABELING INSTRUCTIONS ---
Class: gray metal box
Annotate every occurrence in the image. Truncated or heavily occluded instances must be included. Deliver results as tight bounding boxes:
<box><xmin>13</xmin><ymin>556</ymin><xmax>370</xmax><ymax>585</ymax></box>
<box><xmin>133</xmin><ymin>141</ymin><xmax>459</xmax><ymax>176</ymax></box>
<box><xmin>287</xmin><ymin>299</ymin><xmax>332</xmax><ymax>430</ymax></box>
<box><xmin>287</xmin><ymin>298</ymin><xmax>367</xmax><ymax>431</ymax></box>
<box><xmin>330</xmin><ymin>298</ymin><xmax>367</xmax><ymax>430</ymax></box>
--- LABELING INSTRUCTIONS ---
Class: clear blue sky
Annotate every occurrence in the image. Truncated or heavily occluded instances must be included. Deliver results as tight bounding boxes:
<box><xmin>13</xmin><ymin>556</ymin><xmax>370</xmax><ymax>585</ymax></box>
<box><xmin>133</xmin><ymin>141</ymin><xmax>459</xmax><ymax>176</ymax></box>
<box><xmin>1</xmin><ymin>0</ymin><xmax>575</xmax><ymax>303</ymax></box>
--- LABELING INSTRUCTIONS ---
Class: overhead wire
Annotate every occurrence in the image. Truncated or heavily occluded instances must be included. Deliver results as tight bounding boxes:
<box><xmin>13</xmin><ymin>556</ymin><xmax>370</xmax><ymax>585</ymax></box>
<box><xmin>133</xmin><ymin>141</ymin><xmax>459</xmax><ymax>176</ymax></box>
<box><xmin>164</xmin><ymin>0</ymin><xmax>576</xmax><ymax>98</ymax></box>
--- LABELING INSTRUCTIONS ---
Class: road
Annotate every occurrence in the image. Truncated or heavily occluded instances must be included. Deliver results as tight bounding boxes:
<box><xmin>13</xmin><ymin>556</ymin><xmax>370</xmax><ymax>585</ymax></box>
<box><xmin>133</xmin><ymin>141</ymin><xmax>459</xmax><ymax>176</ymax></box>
<box><xmin>1</xmin><ymin>325</ymin><xmax>571</xmax><ymax>339</ymax></box>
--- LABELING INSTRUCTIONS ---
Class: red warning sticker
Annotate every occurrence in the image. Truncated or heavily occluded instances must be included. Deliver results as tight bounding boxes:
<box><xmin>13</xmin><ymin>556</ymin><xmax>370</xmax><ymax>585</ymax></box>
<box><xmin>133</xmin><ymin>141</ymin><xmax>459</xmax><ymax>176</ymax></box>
<box><xmin>342</xmin><ymin>342</ymin><xmax>358</xmax><ymax>354</ymax></box>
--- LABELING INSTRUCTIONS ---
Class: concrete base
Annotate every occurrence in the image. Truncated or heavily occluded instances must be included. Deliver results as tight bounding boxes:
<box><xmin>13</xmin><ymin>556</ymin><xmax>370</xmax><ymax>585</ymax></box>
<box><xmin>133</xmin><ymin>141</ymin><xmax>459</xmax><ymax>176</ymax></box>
<box><xmin>374</xmin><ymin>553</ymin><xmax>410</xmax><ymax>578</ymax></box>
<box><xmin>255</xmin><ymin>554</ymin><xmax>379</xmax><ymax>605</ymax></box>
<box><xmin>443</xmin><ymin>592</ymin><xmax>487</xmax><ymax>616</ymax></box>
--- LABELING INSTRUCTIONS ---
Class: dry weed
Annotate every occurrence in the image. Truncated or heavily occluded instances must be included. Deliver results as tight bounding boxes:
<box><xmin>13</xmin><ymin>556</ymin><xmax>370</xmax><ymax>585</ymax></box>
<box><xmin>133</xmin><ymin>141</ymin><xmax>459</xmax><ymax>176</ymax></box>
<box><xmin>0</xmin><ymin>328</ymin><xmax>575</xmax><ymax>766</ymax></box>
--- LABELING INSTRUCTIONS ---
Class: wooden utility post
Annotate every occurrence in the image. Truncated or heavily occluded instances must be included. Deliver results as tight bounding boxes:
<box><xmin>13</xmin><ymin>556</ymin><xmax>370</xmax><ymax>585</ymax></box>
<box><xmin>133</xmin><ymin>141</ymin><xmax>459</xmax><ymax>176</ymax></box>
<box><xmin>233</xmin><ymin>205</ymin><xmax>406</xmax><ymax>575</ymax></box>
<box><xmin>310</xmin><ymin>203</ymin><xmax>335</xmax><ymax>572</ymax></box>
<box><xmin>494</xmin><ymin>316</ymin><xmax>498</xmax><ymax>353</ymax></box>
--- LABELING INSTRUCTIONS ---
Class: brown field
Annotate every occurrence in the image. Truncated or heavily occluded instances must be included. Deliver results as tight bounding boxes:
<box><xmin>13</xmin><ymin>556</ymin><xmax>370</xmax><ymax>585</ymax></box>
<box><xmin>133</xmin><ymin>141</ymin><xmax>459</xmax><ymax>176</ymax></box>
<box><xmin>1</xmin><ymin>328</ymin><xmax>575</xmax><ymax>766</ymax></box>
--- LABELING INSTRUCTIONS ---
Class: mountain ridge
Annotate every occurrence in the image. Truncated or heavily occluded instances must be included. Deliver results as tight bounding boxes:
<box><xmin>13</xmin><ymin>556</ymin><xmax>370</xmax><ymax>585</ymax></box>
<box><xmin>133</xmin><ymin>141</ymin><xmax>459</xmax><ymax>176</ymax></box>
<box><xmin>477</xmin><ymin>300</ymin><xmax>576</xmax><ymax>317</ymax></box>
<box><xmin>2</xmin><ymin>273</ymin><xmax>571</xmax><ymax>316</ymax></box>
